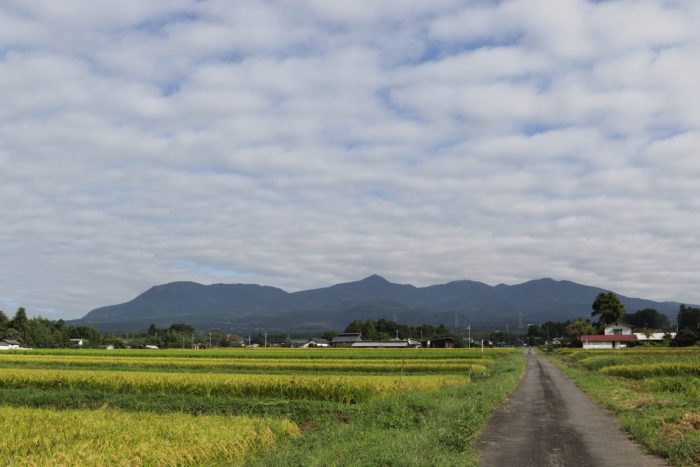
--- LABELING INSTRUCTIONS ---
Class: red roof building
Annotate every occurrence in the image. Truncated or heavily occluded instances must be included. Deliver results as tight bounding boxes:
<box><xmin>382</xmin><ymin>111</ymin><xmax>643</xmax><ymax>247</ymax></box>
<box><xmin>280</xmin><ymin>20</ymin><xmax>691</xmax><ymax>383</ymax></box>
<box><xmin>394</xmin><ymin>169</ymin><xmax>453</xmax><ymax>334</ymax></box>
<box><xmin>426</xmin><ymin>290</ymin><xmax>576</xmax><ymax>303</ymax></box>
<box><xmin>580</xmin><ymin>334</ymin><xmax>637</xmax><ymax>349</ymax></box>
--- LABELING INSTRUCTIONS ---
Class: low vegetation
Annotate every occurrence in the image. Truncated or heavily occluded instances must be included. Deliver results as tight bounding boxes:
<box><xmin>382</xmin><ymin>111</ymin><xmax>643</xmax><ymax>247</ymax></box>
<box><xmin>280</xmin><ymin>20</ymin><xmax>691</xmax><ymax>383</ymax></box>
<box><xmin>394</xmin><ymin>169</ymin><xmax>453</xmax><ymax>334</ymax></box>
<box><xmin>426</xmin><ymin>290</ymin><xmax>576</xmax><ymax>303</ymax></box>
<box><xmin>549</xmin><ymin>348</ymin><xmax>700</xmax><ymax>466</ymax></box>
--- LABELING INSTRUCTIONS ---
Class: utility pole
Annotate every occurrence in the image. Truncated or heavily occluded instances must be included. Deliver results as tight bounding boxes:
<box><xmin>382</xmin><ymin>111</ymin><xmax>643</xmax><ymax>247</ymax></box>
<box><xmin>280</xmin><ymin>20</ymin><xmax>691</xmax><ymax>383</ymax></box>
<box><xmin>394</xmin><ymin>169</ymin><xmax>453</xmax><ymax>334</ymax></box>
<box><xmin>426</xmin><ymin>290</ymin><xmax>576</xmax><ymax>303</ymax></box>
<box><xmin>264</xmin><ymin>332</ymin><xmax>267</xmax><ymax>348</ymax></box>
<box><xmin>467</xmin><ymin>323</ymin><xmax>471</xmax><ymax>349</ymax></box>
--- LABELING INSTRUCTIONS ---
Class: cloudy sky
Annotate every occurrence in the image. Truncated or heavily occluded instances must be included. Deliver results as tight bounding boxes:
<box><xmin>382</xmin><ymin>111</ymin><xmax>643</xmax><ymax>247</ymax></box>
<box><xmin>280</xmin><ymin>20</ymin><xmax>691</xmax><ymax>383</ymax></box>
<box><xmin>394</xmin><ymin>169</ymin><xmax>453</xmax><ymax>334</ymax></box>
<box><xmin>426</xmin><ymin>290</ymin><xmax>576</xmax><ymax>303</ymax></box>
<box><xmin>1</xmin><ymin>0</ymin><xmax>699</xmax><ymax>319</ymax></box>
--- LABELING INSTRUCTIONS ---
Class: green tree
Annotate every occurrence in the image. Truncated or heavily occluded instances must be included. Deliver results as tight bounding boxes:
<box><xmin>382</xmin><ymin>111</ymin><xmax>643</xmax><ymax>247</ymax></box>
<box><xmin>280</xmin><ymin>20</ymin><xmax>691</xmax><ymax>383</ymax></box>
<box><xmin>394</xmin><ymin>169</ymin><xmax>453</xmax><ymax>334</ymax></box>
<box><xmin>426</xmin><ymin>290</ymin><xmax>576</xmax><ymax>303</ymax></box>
<box><xmin>169</xmin><ymin>323</ymin><xmax>194</xmax><ymax>334</ymax></box>
<box><xmin>566</xmin><ymin>319</ymin><xmax>596</xmax><ymax>345</ymax></box>
<box><xmin>321</xmin><ymin>330</ymin><xmax>337</xmax><ymax>341</ymax></box>
<box><xmin>591</xmin><ymin>292</ymin><xmax>625</xmax><ymax>327</ymax></box>
<box><xmin>677</xmin><ymin>305</ymin><xmax>700</xmax><ymax>332</ymax></box>
<box><xmin>362</xmin><ymin>320</ymin><xmax>378</xmax><ymax>340</ymax></box>
<box><xmin>623</xmin><ymin>308</ymin><xmax>670</xmax><ymax>330</ymax></box>
<box><xmin>671</xmin><ymin>329</ymin><xmax>698</xmax><ymax>347</ymax></box>
<box><xmin>344</xmin><ymin>320</ymin><xmax>363</xmax><ymax>334</ymax></box>
<box><xmin>0</xmin><ymin>310</ymin><xmax>8</xmax><ymax>334</ymax></box>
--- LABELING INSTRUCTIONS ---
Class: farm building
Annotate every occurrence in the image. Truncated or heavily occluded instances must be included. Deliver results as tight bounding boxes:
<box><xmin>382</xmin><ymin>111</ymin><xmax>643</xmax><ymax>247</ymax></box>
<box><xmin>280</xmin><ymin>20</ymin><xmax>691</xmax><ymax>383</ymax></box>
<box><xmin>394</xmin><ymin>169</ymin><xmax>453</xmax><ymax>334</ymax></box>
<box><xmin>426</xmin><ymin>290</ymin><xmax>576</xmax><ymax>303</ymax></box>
<box><xmin>0</xmin><ymin>339</ymin><xmax>22</xmax><ymax>350</ymax></box>
<box><xmin>351</xmin><ymin>338</ymin><xmax>421</xmax><ymax>348</ymax></box>
<box><xmin>330</xmin><ymin>333</ymin><xmax>363</xmax><ymax>347</ymax></box>
<box><xmin>633</xmin><ymin>332</ymin><xmax>676</xmax><ymax>342</ymax></box>
<box><xmin>302</xmin><ymin>338</ymin><xmax>330</xmax><ymax>348</ymax></box>
<box><xmin>69</xmin><ymin>338</ymin><xmax>87</xmax><ymax>347</ymax></box>
<box><xmin>581</xmin><ymin>323</ymin><xmax>637</xmax><ymax>349</ymax></box>
<box><xmin>421</xmin><ymin>337</ymin><xmax>455</xmax><ymax>348</ymax></box>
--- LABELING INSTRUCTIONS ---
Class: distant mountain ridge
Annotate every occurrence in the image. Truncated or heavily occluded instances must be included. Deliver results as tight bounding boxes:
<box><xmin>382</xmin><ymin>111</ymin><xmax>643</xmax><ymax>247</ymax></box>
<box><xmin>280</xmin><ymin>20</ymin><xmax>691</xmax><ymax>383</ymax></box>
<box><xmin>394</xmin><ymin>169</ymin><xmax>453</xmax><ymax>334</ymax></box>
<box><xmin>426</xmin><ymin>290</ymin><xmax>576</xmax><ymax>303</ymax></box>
<box><xmin>69</xmin><ymin>275</ymin><xmax>689</xmax><ymax>333</ymax></box>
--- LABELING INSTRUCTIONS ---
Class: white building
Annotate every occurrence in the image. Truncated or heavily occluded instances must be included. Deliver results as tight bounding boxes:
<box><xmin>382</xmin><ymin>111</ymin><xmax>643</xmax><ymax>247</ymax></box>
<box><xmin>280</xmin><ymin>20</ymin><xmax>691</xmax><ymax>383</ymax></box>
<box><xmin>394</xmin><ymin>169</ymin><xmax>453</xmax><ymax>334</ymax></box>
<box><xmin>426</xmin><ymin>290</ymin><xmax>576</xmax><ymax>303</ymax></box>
<box><xmin>633</xmin><ymin>332</ymin><xmax>676</xmax><ymax>342</ymax></box>
<box><xmin>603</xmin><ymin>323</ymin><xmax>634</xmax><ymax>335</ymax></box>
<box><xmin>581</xmin><ymin>323</ymin><xmax>637</xmax><ymax>349</ymax></box>
<box><xmin>301</xmin><ymin>338</ymin><xmax>330</xmax><ymax>348</ymax></box>
<box><xmin>0</xmin><ymin>339</ymin><xmax>22</xmax><ymax>350</ymax></box>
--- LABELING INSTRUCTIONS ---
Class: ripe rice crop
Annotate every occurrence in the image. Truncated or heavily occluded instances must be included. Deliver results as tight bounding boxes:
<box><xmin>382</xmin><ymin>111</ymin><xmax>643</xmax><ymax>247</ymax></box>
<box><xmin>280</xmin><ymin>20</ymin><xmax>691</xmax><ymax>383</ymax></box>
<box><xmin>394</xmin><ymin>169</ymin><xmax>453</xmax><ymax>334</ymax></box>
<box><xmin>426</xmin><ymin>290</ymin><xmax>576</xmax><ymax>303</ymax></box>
<box><xmin>0</xmin><ymin>368</ymin><xmax>467</xmax><ymax>403</ymax></box>
<box><xmin>0</xmin><ymin>354</ymin><xmax>488</xmax><ymax>374</ymax></box>
<box><xmin>0</xmin><ymin>406</ymin><xmax>299</xmax><ymax>466</ymax></box>
<box><xmin>600</xmin><ymin>362</ymin><xmax>700</xmax><ymax>379</ymax></box>
<box><xmin>14</xmin><ymin>347</ymin><xmax>512</xmax><ymax>360</ymax></box>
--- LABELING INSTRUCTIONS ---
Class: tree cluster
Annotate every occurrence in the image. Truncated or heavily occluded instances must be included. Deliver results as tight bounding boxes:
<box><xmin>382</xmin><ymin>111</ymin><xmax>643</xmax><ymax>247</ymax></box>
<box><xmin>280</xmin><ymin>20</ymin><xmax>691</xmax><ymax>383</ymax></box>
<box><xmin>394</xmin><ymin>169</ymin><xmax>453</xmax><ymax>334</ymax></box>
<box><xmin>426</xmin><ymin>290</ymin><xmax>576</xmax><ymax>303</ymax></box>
<box><xmin>0</xmin><ymin>307</ymin><xmax>101</xmax><ymax>348</ymax></box>
<box><xmin>111</xmin><ymin>323</ymin><xmax>241</xmax><ymax>349</ymax></box>
<box><xmin>622</xmin><ymin>308</ymin><xmax>670</xmax><ymax>330</ymax></box>
<box><xmin>673</xmin><ymin>305</ymin><xmax>700</xmax><ymax>346</ymax></box>
<box><xmin>344</xmin><ymin>319</ymin><xmax>449</xmax><ymax>341</ymax></box>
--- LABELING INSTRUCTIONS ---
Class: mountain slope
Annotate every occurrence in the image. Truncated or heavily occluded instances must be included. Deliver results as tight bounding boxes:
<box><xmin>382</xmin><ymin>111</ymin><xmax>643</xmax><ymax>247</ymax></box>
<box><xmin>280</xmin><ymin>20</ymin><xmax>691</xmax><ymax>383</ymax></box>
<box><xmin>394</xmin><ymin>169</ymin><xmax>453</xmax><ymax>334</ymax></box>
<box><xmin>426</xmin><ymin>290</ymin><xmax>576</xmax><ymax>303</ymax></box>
<box><xmin>70</xmin><ymin>276</ymin><xmax>690</xmax><ymax>333</ymax></box>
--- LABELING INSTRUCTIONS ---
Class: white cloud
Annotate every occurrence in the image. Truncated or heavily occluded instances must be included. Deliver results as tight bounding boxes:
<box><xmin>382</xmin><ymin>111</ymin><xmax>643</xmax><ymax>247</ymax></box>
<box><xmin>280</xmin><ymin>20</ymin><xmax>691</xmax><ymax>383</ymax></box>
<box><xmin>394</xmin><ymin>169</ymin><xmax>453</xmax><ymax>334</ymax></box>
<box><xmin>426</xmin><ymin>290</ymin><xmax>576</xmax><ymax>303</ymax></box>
<box><xmin>1</xmin><ymin>0</ymin><xmax>699</xmax><ymax>319</ymax></box>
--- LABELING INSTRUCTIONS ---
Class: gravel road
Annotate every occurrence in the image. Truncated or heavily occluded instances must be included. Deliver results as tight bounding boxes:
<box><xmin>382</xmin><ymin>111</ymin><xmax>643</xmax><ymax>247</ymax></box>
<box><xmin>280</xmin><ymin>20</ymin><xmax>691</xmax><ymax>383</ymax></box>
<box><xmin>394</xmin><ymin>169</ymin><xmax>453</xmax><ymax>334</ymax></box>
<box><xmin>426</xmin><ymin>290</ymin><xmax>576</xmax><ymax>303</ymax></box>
<box><xmin>476</xmin><ymin>350</ymin><xmax>667</xmax><ymax>467</ymax></box>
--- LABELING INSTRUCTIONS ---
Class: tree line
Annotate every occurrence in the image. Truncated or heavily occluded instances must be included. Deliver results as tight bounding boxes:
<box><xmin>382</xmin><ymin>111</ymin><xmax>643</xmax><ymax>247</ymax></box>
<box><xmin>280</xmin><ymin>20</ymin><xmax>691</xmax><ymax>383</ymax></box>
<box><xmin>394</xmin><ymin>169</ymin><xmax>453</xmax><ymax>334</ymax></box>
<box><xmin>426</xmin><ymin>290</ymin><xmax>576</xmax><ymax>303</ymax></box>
<box><xmin>0</xmin><ymin>307</ymin><xmax>101</xmax><ymax>348</ymax></box>
<box><xmin>342</xmin><ymin>318</ymin><xmax>451</xmax><ymax>341</ymax></box>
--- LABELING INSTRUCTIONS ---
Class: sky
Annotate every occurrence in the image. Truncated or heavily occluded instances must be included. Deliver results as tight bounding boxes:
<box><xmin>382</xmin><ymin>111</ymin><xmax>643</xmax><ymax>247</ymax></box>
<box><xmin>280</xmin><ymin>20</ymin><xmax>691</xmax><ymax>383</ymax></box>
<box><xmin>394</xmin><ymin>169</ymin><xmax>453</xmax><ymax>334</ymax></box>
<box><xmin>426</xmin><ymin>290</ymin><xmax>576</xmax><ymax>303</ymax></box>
<box><xmin>1</xmin><ymin>0</ymin><xmax>699</xmax><ymax>320</ymax></box>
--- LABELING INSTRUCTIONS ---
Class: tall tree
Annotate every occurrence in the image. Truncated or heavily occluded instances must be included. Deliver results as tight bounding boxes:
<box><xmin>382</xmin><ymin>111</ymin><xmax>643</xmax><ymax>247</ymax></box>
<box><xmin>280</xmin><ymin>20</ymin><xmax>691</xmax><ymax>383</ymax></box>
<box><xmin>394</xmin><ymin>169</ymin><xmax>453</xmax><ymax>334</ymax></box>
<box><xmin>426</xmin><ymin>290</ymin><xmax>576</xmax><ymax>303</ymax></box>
<box><xmin>0</xmin><ymin>310</ymin><xmax>8</xmax><ymax>333</ymax></box>
<box><xmin>677</xmin><ymin>305</ymin><xmax>700</xmax><ymax>332</ymax></box>
<box><xmin>566</xmin><ymin>320</ymin><xmax>596</xmax><ymax>344</ymax></box>
<box><xmin>591</xmin><ymin>292</ymin><xmax>625</xmax><ymax>326</ymax></box>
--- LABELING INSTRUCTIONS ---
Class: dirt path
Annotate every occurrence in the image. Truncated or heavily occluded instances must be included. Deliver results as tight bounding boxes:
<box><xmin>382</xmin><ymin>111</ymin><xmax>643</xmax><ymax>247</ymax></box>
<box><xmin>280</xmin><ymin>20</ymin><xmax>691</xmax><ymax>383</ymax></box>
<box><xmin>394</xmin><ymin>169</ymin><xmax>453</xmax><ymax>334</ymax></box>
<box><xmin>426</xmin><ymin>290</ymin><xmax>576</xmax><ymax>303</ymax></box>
<box><xmin>476</xmin><ymin>351</ymin><xmax>667</xmax><ymax>467</ymax></box>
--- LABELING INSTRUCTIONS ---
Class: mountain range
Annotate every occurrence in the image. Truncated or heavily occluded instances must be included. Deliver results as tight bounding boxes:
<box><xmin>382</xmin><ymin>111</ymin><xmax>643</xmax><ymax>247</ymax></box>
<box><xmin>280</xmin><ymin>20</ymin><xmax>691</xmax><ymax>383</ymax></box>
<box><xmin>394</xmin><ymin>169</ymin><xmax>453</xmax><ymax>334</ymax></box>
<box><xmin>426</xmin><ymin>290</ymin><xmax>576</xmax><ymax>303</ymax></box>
<box><xmin>68</xmin><ymin>275</ymin><xmax>690</xmax><ymax>334</ymax></box>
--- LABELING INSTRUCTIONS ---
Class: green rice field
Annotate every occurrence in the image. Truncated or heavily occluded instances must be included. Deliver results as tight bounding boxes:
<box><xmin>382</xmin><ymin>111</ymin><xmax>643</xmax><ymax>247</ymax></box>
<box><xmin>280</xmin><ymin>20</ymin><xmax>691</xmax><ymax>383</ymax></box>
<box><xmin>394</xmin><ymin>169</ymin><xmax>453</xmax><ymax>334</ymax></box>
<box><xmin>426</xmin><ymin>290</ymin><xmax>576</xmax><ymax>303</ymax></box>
<box><xmin>0</xmin><ymin>347</ymin><xmax>523</xmax><ymax>466</ymax></box>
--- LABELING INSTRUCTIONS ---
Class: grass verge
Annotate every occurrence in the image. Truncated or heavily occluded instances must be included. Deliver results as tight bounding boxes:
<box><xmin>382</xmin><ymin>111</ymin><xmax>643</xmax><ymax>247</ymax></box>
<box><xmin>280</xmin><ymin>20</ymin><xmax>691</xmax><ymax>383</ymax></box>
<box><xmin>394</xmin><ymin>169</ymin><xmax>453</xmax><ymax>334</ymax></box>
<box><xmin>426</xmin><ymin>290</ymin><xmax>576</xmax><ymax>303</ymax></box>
<box><xmin>547</xmin><ymin>351</ymin><xmax>699</xmax><ymax>467</ymax></box>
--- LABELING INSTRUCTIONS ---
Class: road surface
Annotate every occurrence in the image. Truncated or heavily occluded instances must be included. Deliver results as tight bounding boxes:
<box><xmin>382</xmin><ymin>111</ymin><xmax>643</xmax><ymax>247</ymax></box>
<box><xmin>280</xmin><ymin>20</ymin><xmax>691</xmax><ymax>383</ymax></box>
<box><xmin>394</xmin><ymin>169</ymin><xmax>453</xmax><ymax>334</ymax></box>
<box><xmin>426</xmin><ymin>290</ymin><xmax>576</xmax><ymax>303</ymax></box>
<box><xmin>476</xmin><ymin>350</ymin><xmax>667</xmax><ymax>467</ymax></box>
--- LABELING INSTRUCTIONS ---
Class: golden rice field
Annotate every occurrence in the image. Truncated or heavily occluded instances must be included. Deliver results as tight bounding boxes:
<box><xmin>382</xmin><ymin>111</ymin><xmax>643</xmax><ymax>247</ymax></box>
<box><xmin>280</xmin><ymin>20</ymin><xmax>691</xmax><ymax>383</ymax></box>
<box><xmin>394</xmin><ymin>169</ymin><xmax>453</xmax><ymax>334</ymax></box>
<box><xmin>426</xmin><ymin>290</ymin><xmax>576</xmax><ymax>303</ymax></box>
<box><xmin>0</xmin><ymin>353</ymin><xmax>489</xmax><ymax>374</ymax></box>
<box><xmin>0</xmin><ymin>347</ymin><xmax>516</xmax><ymax>465</ymax></box>
<box><xmin>0</xmin><ymin>367</ymin><xmax>467</xmax><ymax>403</ymax></box>
<box><xmin>0</xmin><ymin>406</ymin><xmax>299</xmax><ymax>466</ymax></box>
<box><xmin>550</xmin><ymin>347</ymin><xmax>700</xmax><ymax>466</ymax></box>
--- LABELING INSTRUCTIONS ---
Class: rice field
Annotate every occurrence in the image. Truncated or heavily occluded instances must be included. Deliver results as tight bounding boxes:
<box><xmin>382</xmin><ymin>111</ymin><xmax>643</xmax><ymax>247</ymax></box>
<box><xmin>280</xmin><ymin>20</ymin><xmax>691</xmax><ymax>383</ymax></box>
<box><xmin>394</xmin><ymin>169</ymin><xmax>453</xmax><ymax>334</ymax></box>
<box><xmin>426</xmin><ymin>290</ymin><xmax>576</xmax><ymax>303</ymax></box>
<box><xmin>549</xmin><ymin>347</ymin><xmax>700</xmax><ymax>466</ymax></box>
<box><xmin>0</xmin><ymin>407</ymin><xmax>299</xmax><ymax>466</ymax></box>
<box><xmin>0</xmin><ymin>347</ymin><xmax>521</xmax><ymax>465</ymax></box>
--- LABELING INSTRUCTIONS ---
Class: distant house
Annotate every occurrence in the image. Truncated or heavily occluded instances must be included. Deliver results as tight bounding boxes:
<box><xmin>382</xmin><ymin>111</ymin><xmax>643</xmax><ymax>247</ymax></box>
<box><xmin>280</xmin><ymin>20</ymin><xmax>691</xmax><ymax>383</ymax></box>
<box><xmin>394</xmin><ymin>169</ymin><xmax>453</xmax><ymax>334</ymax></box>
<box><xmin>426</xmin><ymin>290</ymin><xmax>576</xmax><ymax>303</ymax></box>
<box><xmin>227</xmin><ymin>334</ymin><xmax>245</xmax><ymax>346</ymax></box>
<box><xmin>144</xmin><ymin>345</ymin><xmax>159</xmax><ymax>350</ymax></box>
<box><xmin>0</xmin><ymin>339</ymin><xmax>22</xmax><ymax>350</ymax></box>
<box><xmin>302</xmin><ymin>338</ymin><xmax>330</xmax><ymax>348</ymax></box>
<box><xmin>330</xmin><ymin>333</ymin><xmax>363</xmax><ymax>347</ymax></box>
<box><xmin>421</xmin><ymin>337</ymin><xmax>455</xmax><ymax>348</ymax></box>
<box><xmin>69</xmin><ymin>338</ymin><xmax>87</xmax><ymax>348</ymax></box>
<box><xmin>351</xmin><ymin>339</ymin><xmax>421</xmax><ymax>348</ymax></box>
<box><xmin>581</xmin><ymin>323</ymin><xmax>637</xmax><ymax>349</ymax></box>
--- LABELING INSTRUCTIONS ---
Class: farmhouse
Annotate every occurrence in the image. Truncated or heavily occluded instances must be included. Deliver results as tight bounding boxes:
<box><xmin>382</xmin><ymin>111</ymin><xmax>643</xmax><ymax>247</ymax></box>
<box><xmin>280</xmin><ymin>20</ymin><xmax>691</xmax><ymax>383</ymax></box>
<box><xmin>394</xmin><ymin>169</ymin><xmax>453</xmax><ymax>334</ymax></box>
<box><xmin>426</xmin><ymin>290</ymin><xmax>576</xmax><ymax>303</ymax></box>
<box><xmin>0</xmin><ymin>338</ymin><xmax>22</xmax><ymax>350</ymax></box>
<box><xmin>351</xmin><ymin>338</ymin><xmax>421</xmax><ymax>348</ymax></box>
<box><xmin>330</xmin><ymin>333</ymin><xmax>363</xmax><ymax>347</ymax></box>
<box><xmin>581</xmin><ymin>322</ymin><xmax>637</xmax><ymax>349</ymax></box>
<box><xmin>69</xmin><ymin>338</ymin><xmax>87</xmax><ymax>348</ymax></box>
<box><xmin>302</xmin><ymin>338</ymin><xmax>330</xmax><ymax>348</ymax></box>
<box><xmin>421</xmin><ymin>337</ymin><xmax>455</xmax><ymax>348</ymax></box>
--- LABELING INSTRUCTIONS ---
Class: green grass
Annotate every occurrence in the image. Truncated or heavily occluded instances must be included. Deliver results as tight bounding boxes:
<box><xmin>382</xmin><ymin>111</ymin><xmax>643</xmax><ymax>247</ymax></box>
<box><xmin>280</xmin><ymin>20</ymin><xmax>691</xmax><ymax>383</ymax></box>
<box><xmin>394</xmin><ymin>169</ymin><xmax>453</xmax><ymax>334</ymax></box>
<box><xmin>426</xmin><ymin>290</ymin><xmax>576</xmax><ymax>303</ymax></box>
<box><xmin>548</xmin><ymin>349</ymin><xmax>700</xmax><ymax>467</ymax></box>
<box><xmin>247</xmin><ymin>351</ymin><xmax>524</xmax><ymax>466</ymax></box>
